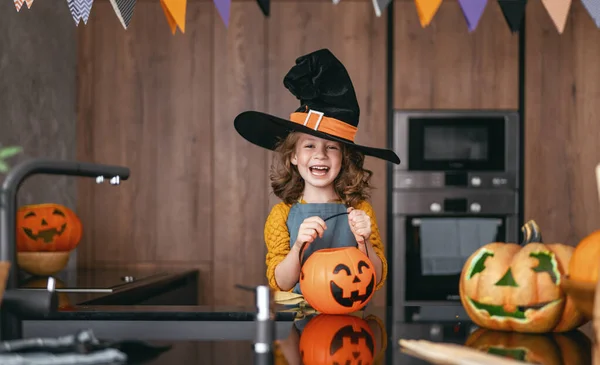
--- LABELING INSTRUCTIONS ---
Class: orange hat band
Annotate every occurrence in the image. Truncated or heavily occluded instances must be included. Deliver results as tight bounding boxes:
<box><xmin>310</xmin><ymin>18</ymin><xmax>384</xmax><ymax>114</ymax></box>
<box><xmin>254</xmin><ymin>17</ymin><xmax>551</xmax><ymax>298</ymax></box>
<box><xmin>290</xmin><ymin>110</ymin><xmax>357</xmax><ymax>142</ymax></box>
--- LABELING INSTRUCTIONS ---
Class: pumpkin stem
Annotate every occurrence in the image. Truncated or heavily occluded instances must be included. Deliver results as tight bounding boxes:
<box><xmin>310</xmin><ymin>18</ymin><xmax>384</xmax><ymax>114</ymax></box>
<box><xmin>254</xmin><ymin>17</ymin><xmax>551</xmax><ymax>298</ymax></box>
<box><xmin>521</xmin><ymin>220</ymin><xmax>542</xmax><ymax>244</ymax></box>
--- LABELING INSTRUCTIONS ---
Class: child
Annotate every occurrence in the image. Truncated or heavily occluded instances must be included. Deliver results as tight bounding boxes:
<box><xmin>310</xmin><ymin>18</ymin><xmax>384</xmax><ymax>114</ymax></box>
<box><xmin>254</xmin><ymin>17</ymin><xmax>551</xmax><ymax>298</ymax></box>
<box><xmin>234</xmin><ymin>49</ymin><xmax>400</xmax><ymax>294</ymax></box>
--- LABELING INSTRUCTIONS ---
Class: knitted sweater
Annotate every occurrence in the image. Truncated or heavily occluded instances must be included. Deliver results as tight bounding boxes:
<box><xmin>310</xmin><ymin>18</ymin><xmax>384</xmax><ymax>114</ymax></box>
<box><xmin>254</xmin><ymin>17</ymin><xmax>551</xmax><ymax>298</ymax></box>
<box><xmin>264</xmin><ymin>199</ymin><xmax>388</xmax><ymax>292</ymax></box>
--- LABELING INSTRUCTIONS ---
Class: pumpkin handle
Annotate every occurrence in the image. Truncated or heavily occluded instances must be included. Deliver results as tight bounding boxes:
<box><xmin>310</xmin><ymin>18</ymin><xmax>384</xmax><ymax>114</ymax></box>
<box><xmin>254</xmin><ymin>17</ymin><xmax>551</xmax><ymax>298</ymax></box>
<box><xmin>297</xmin><ymin>212</ymin><xmax>367</xmax><ymax>266</ymax></box>
<box><xmin>521</xmin><ymin>219</ymin><xmax>542</xmax><ymax>245</ymax></box>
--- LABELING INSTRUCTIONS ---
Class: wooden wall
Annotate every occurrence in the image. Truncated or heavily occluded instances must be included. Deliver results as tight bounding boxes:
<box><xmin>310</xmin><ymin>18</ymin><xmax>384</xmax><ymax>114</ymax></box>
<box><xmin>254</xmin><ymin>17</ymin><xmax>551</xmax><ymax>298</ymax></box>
<box><xmin>76</xmin><ymin>0</ymin><xmax>600</xmax><ymax>307</ymax></box>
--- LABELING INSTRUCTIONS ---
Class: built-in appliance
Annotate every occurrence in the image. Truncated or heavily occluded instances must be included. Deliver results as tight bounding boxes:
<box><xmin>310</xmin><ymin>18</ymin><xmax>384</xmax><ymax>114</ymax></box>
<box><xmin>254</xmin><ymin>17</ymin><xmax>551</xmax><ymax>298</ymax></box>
<box><xmin>390</xmin><ymin>110</ymin><xmax>521</xmax><ymax>322</ymax></box>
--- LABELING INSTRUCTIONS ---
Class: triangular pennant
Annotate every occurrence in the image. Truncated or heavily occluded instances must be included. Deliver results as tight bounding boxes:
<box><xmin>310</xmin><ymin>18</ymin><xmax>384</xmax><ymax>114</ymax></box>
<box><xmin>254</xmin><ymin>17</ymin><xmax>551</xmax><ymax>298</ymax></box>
<box><xmin>581</xmin><ymin>0</ymin><xmax>600</xmax><ymax>28</ymax></box>
<box><xmin>76</xmin><ymin>0</ymin><xmax>94</xmax><ymax>24</ymax></box>
<box><xmin>497</xmin><ymin>0</ymin><xmax>527</xmax><ymax>32</ymax></box>
<box><xmin>109</xmin><ymin>0</ymin><xmax>137</xmax><ymax>29</ymax></box>
<box><xmin>257</xmin><ymin>0</ymin><xmax>269</xmax><ymax>16</ymax></box>
<box><xmin>67</xmin><ymin>0</ymin><xmax>81</xmax><ymax>25</ymax></box>
<box><xmin>160</xmin><ymin>0</ymin><xmax>186</xmax><ymax>34</ymax></box>
<box><xmin>373</xmin><ymin>0</ymin><xmax>392</xmax><ymax>17</ymax></box>
<box><xmin>214</xmin><ymin>0</ymin><xmax>231</xmax><ymax>27</ymax></box>
<box><xmin>25</xmin><ymin>0</ymin><xmax>33</xmax><ymax>9</ymax></box>
<box><xmin>458</xmin><ymin>0</ymin><xmax>487</xmax><ymax>32</ymax></box>
<box><xmin>14</xmin><ymin>0</ymin><xmax>24</xmax><ymax>11</ymax></box>
<box><xmin>414</xmin><ymin>0</ymin><xmax>443</xmax><ymax>27</ymax></box>
<box><xmin>541</xmin><ymin>0</ymin><xmax>572</xmax><ymax>33</ymax></box>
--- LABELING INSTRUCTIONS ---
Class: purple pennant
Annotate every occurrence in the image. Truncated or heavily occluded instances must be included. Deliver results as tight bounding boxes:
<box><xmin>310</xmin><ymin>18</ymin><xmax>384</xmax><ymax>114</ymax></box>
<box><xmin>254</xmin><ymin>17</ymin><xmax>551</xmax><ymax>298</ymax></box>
<box><xmin>214</xmin><ymin>0</ymin><xmax>231</xmax><ymax>27</ymax></box>
<box><xmin>458</xmin><ymin>0</ymin><xmax>488</xmax><ymax>32</ymax></box>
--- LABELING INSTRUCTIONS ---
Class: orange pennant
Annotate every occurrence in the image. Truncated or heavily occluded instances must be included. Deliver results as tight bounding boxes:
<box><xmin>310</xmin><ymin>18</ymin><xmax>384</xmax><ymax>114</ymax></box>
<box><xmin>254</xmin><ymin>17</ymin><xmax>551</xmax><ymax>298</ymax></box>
<box><xmin>160</xmin><ymin>0</ymin><xmax>186</xmax><ymax>34</ymax></box>
<box><xmin>541</xmin><ymin>0</ymin><xmax>572</xmax><ymax>34</ymax></box>
<box><xmin>414</xmin><ymin>0</ymin><xmax>443</xmax><ymax>27</ymax></box>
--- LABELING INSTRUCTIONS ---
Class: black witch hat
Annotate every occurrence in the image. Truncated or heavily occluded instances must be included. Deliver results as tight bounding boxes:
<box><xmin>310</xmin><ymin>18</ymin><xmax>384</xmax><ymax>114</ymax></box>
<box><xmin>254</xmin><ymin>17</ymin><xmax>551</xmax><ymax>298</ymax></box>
<box><xmin>233</xmin><ymin>48</ymin><xmax>400</xmax><ymax>164</ymax></box>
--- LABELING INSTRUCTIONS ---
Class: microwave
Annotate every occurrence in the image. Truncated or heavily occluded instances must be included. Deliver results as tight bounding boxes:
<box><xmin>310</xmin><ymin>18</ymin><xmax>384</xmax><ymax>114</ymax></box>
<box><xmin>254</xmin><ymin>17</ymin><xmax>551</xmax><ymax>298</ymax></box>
<box><xmin>393</xmin><ymin>110</ymin><xmax>520</xmax><ymax>190</ymax></box>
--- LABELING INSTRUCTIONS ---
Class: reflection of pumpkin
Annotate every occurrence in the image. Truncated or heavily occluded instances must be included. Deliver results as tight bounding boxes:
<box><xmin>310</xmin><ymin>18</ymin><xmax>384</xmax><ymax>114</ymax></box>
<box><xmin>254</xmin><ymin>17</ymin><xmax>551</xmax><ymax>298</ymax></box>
<box><xmin>299</xmin><ymin>314</ymin><xmax>375</xmax><ymax>365</ymax></box>
<box><xmin>300</xmin><ymin>247</ymin><xmax>375</xmax><ymax>314</ymax></box>
<box><xmin>459</xmin><ymin>220</ymin><xmax>586</xmax><ymax>333</ymax></box>
<box><xmin>16</xmin><ymin>204</ymin><xmax>82</xmax><ymax>252</ymax></box>
<box><xmin>465</xmin><ymin>328</ymin><xmax>592</xmax><ymax>365</ymax></box>
<box><xmin>568</xmin><ymin>230</ymin><xmax>600</xmax><ymax>283</ymax></box>
<box><xmin>21</xmin><ymin>276</ymin><xmax>72</xmax><ymax>309</ymax></box>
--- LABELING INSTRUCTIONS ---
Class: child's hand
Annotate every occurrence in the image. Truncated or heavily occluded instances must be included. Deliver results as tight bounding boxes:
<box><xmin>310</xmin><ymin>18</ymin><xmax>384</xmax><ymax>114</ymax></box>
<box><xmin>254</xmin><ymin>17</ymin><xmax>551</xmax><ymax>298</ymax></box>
<box><xmin>293</xmin><ymin>216</ymin><xmax>327</xmax><ymax>249</ymax></box>
<box><xmin>347</xmin><ymin>207</ymin><xmax>371</xmax><ymax>245</ymax></box>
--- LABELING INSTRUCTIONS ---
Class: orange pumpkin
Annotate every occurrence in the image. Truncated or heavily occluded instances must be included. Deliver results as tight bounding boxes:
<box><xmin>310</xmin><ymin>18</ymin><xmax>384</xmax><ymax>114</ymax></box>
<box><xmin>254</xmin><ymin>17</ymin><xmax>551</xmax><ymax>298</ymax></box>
<box><xmin>16</xmin><ymin>203</ymin><xmax>82</xmax><ymax>252</ymax></box>
<box><xmin>568</xmin><ymin>230</ymin><xmax>600</xmax><ymax>283</ymax></box>
<box><xmin>459</xmin><ymin>220</ymin><xmax>586</xmax><ymax>333</ymax></box>
<box><xmin>465</xmin><ymin>328</ymin><xmax>592</xmax><ymax>365</ymax></box>
<box><xmin>299</xmin><ymin>314</ymin><xmax>375</xmax><ymax>365</ymax></box>
<box><xmin>300</xmin><ymin>247</ymin><xmax>375</xmax><ymax>314</ymax></box>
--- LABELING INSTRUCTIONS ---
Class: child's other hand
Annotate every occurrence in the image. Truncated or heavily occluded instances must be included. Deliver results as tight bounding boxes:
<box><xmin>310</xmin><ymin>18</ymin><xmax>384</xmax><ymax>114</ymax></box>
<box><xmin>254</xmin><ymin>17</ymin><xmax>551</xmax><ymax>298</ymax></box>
<box><xmin>294</xmin><ymin>216</ymin><xmax>327</xmax><ymax>249</ymax></box>
<box><xmin>347</xmin><ymin>207</ymin><xmax>371</xmax><ymax>245</ymax></box>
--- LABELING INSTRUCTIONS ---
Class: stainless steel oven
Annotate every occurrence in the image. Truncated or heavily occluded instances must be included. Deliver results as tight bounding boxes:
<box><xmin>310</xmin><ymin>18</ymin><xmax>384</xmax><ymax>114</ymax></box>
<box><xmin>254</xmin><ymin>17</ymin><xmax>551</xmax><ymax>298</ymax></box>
<box><xmin>390</xmin><ymin>110</ymin><xmax>521</xmax><ymax>322</ymax></box>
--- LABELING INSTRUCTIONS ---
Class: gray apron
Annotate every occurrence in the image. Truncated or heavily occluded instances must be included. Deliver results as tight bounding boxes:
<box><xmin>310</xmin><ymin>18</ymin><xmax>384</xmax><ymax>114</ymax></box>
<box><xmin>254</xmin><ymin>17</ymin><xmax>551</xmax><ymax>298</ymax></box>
<box><xmin>287</xmin><ymin>202</ymin><xmax>356</xmax><ymax>294</ymax></box>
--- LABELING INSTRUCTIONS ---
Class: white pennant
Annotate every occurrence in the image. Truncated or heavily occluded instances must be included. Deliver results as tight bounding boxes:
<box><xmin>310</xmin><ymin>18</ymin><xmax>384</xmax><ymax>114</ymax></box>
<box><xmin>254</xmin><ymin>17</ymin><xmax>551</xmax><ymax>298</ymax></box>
<box><xmin>372</xmin><ymin>0</ymin><xmax>392</xmax><ymax>17</ymax></box>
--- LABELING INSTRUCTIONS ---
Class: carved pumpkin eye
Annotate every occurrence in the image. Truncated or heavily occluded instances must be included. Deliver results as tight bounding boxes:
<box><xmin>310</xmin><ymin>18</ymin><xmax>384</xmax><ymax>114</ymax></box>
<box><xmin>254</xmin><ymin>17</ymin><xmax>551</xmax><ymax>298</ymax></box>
<box><xmin>52</xmin><ymin>209</ymin><xmax>65</xmax><ymax>217</ymax></box>
<box><xmin>358</xmin><ymin>260</ymin><xmax>369</xmax><ymax>274</ymax></box>
<box><xmin>333</xmin><ymin>264</ymin><xmax>351</xmax><ymax>275</ymax></box>
<box><xmin>24</xmin><ymin>211</ymin><xmax>36</xmax><ymax>218</ymax></box>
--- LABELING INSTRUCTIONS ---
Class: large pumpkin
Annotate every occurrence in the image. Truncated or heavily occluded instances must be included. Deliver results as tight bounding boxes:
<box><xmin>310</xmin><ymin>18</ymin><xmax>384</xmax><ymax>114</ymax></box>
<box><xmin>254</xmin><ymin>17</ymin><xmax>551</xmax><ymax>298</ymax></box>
<box><xmin>299</xmin><ymin>314</ymin><xmax>375</xmax><ymax>365</ymax></box>
<box><xmin>465</xmin><ymin>328</ymin><xmax>592</xmax><ymax>365</ymax></box>
<box><xmin>16</xmin><ymin>203</ymin><xmax>82</xmax><ymax>252</ymax></box>
<box><xmin>300</xmin><ymin>247</ymin><xmax>376</xmax><ymax>314</ymax></box>
<box><xmin>568</xmin><ymin>230</ymin><xmax>600</xmax><ymax>283</ymax></box>
<box><xmin>459</xmin><ymin>220</ymin><xmax>586</xmax><ymax>333</ymax></box>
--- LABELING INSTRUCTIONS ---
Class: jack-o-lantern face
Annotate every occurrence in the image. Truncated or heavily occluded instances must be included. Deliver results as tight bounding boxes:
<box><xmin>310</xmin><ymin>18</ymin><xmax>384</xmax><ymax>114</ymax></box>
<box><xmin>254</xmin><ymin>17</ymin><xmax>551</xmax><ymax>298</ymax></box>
<box><xmin>459</xmin><ymin>220</ymin><xmax>586</xmax><ymax>333</ymax></box>
<box><xmin>16</xmin><ymin>203</ymin><xmax>83</xmax><ymax>252</ymax></box>
<box><xmin>299</xmin><ymin>314</ymin><xmax>375</xmax><ymax>365</ymax></box>
<box><xmin>465</xmin><ymin>328</ymin><xmax>592</xmax><ymax>365</ymax></box>
<box><xmin>300</xmin><ymin>247</ymin><xmax>376</xmax><ymax>314</ymax></box>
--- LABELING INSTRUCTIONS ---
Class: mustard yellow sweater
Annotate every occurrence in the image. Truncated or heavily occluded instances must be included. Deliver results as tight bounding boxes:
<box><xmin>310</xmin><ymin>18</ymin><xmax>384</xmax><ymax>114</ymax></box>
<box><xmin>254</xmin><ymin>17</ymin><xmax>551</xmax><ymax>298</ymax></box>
<box><xmin>264</xmin><ymin>200</ymin><xmax>388</xmax><ymax>292</ymax></box>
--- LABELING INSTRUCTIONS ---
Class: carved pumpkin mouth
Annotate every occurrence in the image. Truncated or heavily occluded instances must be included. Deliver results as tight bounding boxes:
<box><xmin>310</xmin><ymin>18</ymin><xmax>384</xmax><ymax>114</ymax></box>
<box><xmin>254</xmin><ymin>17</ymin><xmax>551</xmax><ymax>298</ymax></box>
<box><xmin>468</xmin><ymin>297</ymin><xmax>561</xmax><ymax>320</ymax></box>
<box><xmin>23</xmin><ymin>223</ymin><xmax>67</xmax><ymax>243</ymax></box>
<box><xmin>330</xmin><ymin>324</ymin><xmax>375</xmax><ymax>357</ymax></box>
<box><xmin>330</xmin><ymin>274</ymin><xmax>375</xmax><ymax>308</ymax></box>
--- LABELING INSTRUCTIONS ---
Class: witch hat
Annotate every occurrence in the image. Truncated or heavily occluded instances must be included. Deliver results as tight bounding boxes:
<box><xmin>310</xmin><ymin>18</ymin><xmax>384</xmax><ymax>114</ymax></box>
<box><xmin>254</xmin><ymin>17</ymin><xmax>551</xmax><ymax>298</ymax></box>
<box><xmin>233</xmin><ymin>48</ymin><xmax>400</xmax><ymax>164</ymax></box>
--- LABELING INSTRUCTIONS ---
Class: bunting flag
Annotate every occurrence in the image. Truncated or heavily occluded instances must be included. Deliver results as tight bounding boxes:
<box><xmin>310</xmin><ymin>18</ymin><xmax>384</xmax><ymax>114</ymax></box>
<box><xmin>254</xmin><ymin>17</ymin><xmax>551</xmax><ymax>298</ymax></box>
<box><xmin>581</xmin><ymin>0</ymin><xmax>600</xmax><ymax>28</ymax></box>
<box><xmin>109</xmin><ymin>0</ymin><xmax>137</xmax><ymax>29</ymax></box>
<box><xmin>541</xmin><ymin>0</ymin><xmax>572</xmax><ymax>33</ymax></box>
<box><xmin>415</xmin><ymin>0</ymin><xmax>443</xmax><ymax>27</ymax></box>
<box><xmin>257</xmin><ymin>0</ymin><xmax>269</xmax><ymax>16</ymax></box>
<box><xmin>497</xmin><ymin>0</ymin><xmax>527</xmax><ymax>32</ymax></box>
<box><xmin>14</xmin><ymin>0</ymin><xmax>25</xmax><ymax>11</ymax></box>
<box><xmin>67</xmin><ymin>0</ymin><xmax>80</xmax><ymax>25</ymax></box>
<box><xmin>161</xmin><ymin>0</ymin><xmax>186</xmax><ymax>34</ymax></box>
<box><xmin>214</xmin><ymin>0</ymin><xmax>231</xmax><ymax>27</ymax></box>
<box><xmin>373</xmin><ymin>0</ymin><xmax>392</xmax><ymax>17</ymax></box>
<box><xmin>25</xmin><ymin>0</ymin><xmax>32</xmax><ymax>9</ymax></box>
<box><xmin>333</xmin><ymin>0</ymin><xmax>341</xmax><ymax>4</ymax></box>
<box><xmin>458</xmin><ymin>0</ymin><xmax>487</xmax><ymax>32</ymax></box>
<box><xmin>76</xmin><ymin>0</ymin><xmax>94</xmax><ymax>24</ymax></box>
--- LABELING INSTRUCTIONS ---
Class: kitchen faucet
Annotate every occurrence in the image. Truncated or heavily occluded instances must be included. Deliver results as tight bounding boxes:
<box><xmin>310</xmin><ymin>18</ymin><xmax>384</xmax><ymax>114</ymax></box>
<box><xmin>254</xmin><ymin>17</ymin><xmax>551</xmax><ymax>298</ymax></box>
<box><xmin>0</xmin><ymin>158</ymin><xmax>130</xmax><ymax>340</ymax></box>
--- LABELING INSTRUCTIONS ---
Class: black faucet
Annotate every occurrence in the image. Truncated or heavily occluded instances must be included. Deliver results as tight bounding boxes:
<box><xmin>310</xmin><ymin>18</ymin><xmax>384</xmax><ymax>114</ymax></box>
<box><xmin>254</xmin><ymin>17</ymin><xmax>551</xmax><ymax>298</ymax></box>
<box><xmin>0</xmin><ymin>158</ymin><xmax>130</xmax><ymax>340</ymax></box>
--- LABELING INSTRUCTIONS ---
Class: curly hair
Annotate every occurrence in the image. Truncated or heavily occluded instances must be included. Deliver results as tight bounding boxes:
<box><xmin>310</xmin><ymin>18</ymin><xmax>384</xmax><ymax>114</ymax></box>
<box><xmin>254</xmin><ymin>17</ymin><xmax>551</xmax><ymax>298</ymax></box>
<box><xmin>269</xmin><ymin>132</ymin><xmax>373</xmax><ymax>208</ymax></box>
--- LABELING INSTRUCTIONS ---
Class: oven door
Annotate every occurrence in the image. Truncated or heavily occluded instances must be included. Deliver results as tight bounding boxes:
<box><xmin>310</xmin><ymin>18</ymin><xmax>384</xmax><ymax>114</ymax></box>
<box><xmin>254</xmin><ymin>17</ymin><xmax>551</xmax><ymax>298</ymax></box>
<box><xmin>403</xmin><ymin>215</ymin><xmax>507</xmax><ymax>302</ymax></box>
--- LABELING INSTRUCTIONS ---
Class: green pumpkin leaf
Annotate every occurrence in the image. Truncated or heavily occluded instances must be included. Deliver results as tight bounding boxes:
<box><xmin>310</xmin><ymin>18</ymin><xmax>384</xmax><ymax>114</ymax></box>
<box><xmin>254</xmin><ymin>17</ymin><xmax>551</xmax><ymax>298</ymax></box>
<box><xmin>0</xmin><ymin>146</ymin><xmax>23</xmax><ymax>159</ymax></box>
<box><xmin>0</xmin><ymin>161</ymin><xmax>9</xmax><ymax>173</ymax></box>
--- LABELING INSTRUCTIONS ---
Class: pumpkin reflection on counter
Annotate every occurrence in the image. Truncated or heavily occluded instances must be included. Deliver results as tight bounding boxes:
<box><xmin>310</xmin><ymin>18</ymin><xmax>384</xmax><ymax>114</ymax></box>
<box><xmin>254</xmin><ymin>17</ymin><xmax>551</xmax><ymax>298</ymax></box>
<box><xmin>274</xmin><ymin>313</ymin><xmax>386</xmax><ymax>365</ymax></box>
<box><xmin>16</xmin><ymin>204</ymin><xmax>82</xmax><ymax>276</ymax></box>
<box><xmin>465</xmin><ymin>328</ymin><xmax>592</xmax><ymax>365</ymax></box>
<box><xmin>299</xmin><ymin>247</ymin><xmax>376</xmax><ymax>315</ymax></box>
<box><xmin>459</xmin><ymin>220</ymin><xmax>587</xmax><ymax>333</ymax></box>
<box><xmin>21</xmin><ymin>276</ymin><xmax>72</xmax><ymax>309</ymax></box>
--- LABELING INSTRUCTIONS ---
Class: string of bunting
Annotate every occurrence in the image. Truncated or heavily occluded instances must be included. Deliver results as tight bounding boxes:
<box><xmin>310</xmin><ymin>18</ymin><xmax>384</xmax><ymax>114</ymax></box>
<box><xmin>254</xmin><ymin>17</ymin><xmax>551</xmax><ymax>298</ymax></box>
<box><xmin>12</xmin><ymin>0</ymin><xmax>600</xmax><ymax>34</ymax></box>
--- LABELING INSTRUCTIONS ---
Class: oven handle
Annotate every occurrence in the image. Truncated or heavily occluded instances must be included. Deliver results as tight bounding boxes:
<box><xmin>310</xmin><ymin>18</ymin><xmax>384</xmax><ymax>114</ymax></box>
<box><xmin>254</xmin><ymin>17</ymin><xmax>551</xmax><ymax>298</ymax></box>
<box><xmin>411</xmin><ymin>218</ymin><xmax>503</xmax><ymax>226</ymax></box>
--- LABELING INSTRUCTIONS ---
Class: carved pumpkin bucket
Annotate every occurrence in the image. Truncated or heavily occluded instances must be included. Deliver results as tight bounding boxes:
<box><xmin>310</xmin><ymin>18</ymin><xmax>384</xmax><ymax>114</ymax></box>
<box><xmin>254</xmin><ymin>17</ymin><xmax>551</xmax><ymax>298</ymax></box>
<box><xmin>459</xmin><ymin>220</ymin><xmax>587</xmax><ymax>333</ymax></box>
<box><xmin>465</xmin><ymin>328</ymin><xmax>592</xmax><ymax>365</ymax></box>
<box><xmin>299</xmin><ymin>314</ymin><xmax>375</xmax><ymax>365</ymax></box>
<box><xmin>16</xmin><ymin>203</ymin><xmax>82</xmax><ymax>253</ymax></box>
<box><xmin>299</xmin><ymin>246</ymin><xmax>376</xmax><ymax>315</ymax></box>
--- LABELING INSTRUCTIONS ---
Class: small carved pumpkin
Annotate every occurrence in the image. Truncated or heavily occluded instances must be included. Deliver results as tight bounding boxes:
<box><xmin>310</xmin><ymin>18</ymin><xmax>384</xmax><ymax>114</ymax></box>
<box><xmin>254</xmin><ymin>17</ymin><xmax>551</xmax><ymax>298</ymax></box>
<box><xmin>568</xmin><ymin>230</ymin><xmax>600</xmax><ymax>283</ymax></box>
<box><xmin>300</xmin><ymin>247</ymin><xmax>376</xmax><ymax>315</ymax></box>
<box><xmin>299</xmin><ymin>314</ymin><xmax>375</xmax><ymax>365</ymax></box>
<box><xmin>465</xmin><ymin>328</ymin><xmax>592</xmax><ymax>365</ymax></box>
<box><xmin>16</xmin><ymin>203</ymin><xmax>82</xmax><ymax>252</ymax></box>
<box><xmin>459</xmin><ymin>220</ymin><xmax>586</xmax><ymax>333</ymax></box>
